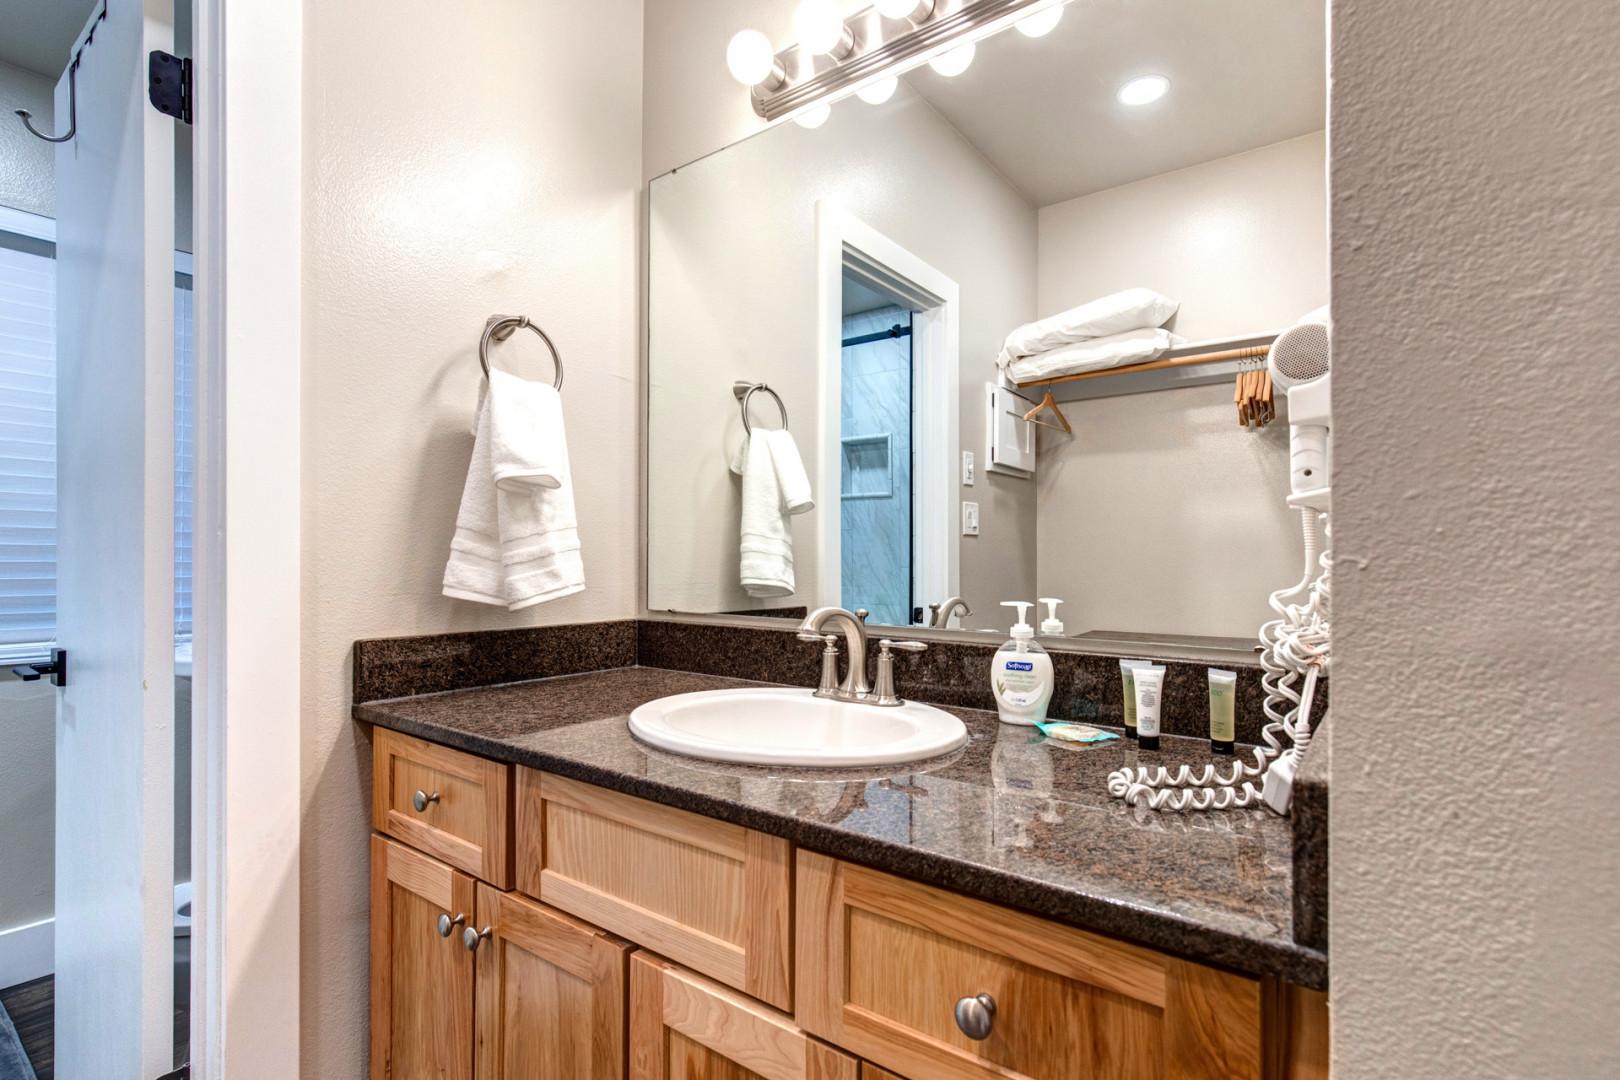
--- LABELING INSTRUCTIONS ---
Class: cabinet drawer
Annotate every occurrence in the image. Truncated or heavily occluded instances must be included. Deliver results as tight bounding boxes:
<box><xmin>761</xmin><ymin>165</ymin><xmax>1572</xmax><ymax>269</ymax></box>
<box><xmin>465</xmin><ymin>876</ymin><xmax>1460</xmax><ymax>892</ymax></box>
<box><xmin>631</xmin><ymin>952</ymin><xmax>856</xmax><ymax>1080</ymax></box>
<box><xmin>517</xmin><ymin>769</ymin><xmax>793</xmax><ymax>1010</ymax></box>
<box><xmin>373</xmin><ymin>727</ymin><xmax>513</xmax><ymax>887</ymax></box>
<box><xmin>795</xmin><ymin>853</ymin><xmax>1262</xmax><ymax>1080</ymax></box>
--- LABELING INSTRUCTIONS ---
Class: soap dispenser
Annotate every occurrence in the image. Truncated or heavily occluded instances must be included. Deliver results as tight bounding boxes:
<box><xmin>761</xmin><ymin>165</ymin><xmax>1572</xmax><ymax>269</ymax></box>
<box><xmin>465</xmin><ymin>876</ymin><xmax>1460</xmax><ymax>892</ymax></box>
<box><xmin>991</xmin><ymin>601</ymin><xmax>1055</xmax><ymax>726</ymax></box>
<box><xmin>1038</xmin><ymin>597</ymin><xmax>1065</xmax><ymax>636</ymax></box>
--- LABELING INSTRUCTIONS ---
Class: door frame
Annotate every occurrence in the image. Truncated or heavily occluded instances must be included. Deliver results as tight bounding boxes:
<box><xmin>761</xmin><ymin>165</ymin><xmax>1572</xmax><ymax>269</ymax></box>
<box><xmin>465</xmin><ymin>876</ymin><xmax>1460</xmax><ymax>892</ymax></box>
<box><xmin>814</xmin><ymin>203</ymin><xmax>960</xmax><ymax>617</ymax></box>
<box><xmin>188</xmin><ymin>0</ymin><xmax>303</xmax><ymax>1076</ymax></box>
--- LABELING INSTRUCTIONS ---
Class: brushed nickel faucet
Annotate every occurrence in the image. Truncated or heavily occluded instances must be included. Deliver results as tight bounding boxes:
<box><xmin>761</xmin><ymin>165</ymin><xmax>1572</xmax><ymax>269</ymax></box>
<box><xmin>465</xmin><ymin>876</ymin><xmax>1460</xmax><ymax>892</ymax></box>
<box><xmin>797</xmin><ymin>606</ymin><xmax>927</xmax><ymax>706</ymax></box>
<box><xmin>928</xmin><ymin>596</ymin><xmax>972</xmax><ymax>628</ymax></box>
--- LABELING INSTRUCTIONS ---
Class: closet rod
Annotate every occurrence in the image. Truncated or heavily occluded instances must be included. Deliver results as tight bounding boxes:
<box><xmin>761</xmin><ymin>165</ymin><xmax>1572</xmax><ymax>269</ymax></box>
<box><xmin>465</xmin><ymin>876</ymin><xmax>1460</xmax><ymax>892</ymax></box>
<box><xmin>1016</xmin><ymin>344</ymin><xmax>1272</xmax><ymax>389</ymax></box>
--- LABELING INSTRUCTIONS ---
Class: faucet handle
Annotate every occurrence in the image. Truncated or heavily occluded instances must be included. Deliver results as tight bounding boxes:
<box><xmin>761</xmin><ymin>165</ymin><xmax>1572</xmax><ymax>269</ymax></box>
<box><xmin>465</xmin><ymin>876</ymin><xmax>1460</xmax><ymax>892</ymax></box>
<box><xmin>796</xmin><ymin>630</ymin><xmax>833</xmax><ymax>644</ymax></box>
<box><xmin>874</xmin><ymin>639</ymin><xmax>927</xmax><ymax>706</ymax></box>
<box><xmin>798</xmin><ymin>631</ymin><xmax>841</xmax><ymax>697</ymax></box>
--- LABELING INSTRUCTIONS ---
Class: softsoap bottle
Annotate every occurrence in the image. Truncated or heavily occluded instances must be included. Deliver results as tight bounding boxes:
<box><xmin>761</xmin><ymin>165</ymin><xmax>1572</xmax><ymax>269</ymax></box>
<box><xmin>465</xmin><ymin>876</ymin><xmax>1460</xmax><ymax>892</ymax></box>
<box><xmin>991</xmin><ymin>601</ymin><xmax>1054</xmax><ymax>726</ymax></box>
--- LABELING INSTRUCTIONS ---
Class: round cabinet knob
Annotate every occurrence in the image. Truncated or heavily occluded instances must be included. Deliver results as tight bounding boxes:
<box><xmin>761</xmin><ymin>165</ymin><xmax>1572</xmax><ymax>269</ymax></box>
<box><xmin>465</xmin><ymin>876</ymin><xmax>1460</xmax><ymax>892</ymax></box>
<box><xmin>436</xmin><ymin>912</ymin><xmax>465</xmax><ymax>938</ymax></box>
<box><xmin>954</xmin><ymin>993</ymin><xmax>997</xmax><ymax>1040</ymax></box>
<box><xmin>412</xmin><ymin>789</ymin><xmax>440</xmax><ymax>812</ymax></box>
<box><xmin>463</xmin><ymin>925</ymin><xmax>492</xmax><ymax>953</ymax></box>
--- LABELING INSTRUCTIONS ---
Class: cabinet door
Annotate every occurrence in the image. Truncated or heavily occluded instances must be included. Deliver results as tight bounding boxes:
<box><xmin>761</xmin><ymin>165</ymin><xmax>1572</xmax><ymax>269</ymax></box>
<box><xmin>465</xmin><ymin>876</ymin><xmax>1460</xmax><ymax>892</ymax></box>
<box><xmin>371</xmin><ymin>834</ymin><xmax>477</xmax><ymax>1080</ymax></box>
<box><xmin>796</xmin><ymin>852</ymin><xmax>1262</xmax><ymax>1080</ymax></box>
<box><xmin>473</xmin><ymin>883</ymin><xmax>630</xmax><ymax>1080</ymax></box>
<box><xmin>630</xmin><ymin>952</ymin><xmax>857</xmax><ymax>1080</ymax></box>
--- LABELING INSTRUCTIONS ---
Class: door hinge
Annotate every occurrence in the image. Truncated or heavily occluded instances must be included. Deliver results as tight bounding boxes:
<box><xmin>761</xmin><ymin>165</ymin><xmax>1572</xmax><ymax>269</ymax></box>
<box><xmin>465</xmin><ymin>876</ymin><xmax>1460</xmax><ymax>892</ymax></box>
<box><xmin>11</xmin><ymin>648</ymin><xmax>67</xmax><ymax>687</ymax></box>
<box><xmin>148</xmin><ymin>50</ymin><xmax>193</xmax><ymax>125</ymax></box>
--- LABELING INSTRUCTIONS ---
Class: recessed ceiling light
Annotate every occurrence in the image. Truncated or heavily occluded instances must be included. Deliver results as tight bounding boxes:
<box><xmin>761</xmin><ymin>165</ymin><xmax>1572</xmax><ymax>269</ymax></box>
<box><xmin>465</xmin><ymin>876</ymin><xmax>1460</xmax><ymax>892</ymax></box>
<box><xmin>1117</xmin><ymin>74</ymin><xmax>1169</xmax><ymax>107</ymax></box>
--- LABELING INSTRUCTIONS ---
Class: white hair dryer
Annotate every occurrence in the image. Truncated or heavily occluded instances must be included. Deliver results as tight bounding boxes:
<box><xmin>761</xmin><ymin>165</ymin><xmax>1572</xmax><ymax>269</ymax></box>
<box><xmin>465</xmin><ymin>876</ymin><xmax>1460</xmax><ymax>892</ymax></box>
<box><xmin>1268</xmin><ymin>310</ymin><xmax>1332</xmax><ymax>512</ymax></box>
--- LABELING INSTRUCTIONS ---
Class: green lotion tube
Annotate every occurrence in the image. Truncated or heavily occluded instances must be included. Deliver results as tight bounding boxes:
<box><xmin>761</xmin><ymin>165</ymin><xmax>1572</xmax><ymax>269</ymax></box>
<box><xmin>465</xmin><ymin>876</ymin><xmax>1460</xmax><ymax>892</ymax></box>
<box><xmin>1208</xmin><ymin>668</ymin><xmax>1237</xmax><ymax>754</ymax></box>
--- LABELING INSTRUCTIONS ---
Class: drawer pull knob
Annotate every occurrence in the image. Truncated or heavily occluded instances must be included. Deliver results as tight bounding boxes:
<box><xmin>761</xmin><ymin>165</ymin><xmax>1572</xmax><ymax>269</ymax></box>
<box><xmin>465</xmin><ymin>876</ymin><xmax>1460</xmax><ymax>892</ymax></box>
<box><xmin>412</xmin><ymin>789</ymin><xmax>440</xmax><ymax>812</ymax></box>
<box><xmin>463</xmin><ymin>925</ymin><xmax>492</xmax><ymax>953</ymax></box>
<box><xmin>954</xmin><ymin>993</ymin><xmax>997</xmax><ymax>1040</ymax></box>
<box><xmin>436</xmin><ymin>912</ymin><xmax>465</xmax><ymax>938</ymax></box>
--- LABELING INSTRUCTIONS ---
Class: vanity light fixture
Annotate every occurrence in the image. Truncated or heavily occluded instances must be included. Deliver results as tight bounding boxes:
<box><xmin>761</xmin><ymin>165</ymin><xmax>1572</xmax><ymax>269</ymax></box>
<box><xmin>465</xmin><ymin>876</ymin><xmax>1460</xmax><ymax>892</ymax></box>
<box><xmin>795</xmin><ymin>102</ymin><xmax>833</xmax><ymax>129</ymax></box>
<box><xmin>727</xmin><ymin>29</ymin><xmax>787</xmax><ymax>89</ymax></box>
<box><xmin>857</xmin><ymin>75</ymin><xmax>899</xmax><ymax>104</ymax></box>
<box><xmin>733</xmin><ymin>0</ymin><xmax>1069</xmax><ymax>122</ymax></box>
<box><xmin>928</xmin><ymin>41</ymin><xmax>977</xmax><ymax>77</ymax></box>
<box><xmin>1118</xmin><ymin>73</ymin><xmax>1170</xmax><ymax>106</ymax></box>
<box><xmin>1014</xmin><ymin>2</ymin><xmax>1064</xmax><ymax>38</ymax></box>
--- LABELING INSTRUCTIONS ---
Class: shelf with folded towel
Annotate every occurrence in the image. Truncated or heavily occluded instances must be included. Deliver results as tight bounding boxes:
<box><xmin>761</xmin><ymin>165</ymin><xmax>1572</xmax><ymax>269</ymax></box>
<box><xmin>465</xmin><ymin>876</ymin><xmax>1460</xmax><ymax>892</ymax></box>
<box><xmin>1014</xmin><ymin>330</ymin><xmax>1282</xmax><ymax>403</ymax></box>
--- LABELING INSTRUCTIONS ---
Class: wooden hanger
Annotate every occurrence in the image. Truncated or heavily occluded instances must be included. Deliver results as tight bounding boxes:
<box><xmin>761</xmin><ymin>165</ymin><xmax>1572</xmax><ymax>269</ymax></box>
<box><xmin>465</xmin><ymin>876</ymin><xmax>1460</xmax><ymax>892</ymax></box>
<box><xmin>1022</xmin><ymin>391</ymin><xmax>1072</xmax><ymax>434</ymax></box>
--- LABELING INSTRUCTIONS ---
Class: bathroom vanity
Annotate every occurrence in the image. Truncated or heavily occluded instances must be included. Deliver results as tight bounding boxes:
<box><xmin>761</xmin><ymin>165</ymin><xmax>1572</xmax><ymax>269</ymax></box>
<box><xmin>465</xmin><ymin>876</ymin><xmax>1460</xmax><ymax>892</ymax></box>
<box><xmin>355</xmin><ymin>628</ymin><xmax>1327</xmax><ymax>1080</ymax></box>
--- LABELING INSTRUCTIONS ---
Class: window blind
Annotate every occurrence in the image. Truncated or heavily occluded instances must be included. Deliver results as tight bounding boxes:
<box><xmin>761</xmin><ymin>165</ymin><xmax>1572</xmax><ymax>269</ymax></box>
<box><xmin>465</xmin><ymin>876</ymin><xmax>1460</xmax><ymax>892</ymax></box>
<box><xmin>0</xmin><ymin>243</ymin><xmax>56</xmax><ymax>658</ymax></box>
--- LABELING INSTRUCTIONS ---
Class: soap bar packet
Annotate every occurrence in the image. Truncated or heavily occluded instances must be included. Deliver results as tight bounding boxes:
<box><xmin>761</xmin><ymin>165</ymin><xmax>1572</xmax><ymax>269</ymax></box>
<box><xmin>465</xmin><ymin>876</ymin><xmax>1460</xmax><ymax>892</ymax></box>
<box><xmin>1034</xmin><ymin>720</ymin><xmax>1120</xmax><ymax>746</ymax></box>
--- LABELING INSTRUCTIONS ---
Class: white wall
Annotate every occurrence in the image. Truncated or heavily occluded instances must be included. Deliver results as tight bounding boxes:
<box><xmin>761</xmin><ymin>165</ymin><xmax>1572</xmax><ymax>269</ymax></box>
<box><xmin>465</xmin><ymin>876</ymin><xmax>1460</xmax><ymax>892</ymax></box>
<box><xmin>1033</xmin><ymin>133</ymin><xmax>1326</xmax><ymax>638</ymax></box>
<box><xmin>1331</xmin><ymin>0</ymin><xmax>1620</xmax><ymax>1076</ymax></box>
<box><xmin>0</xmin><ymin>60</ymin><xmax>54</xmax><ymax>218</ymax></box>
<box><xmin>299</xmin><ymin>0</ymin><xmax>644</xmax><ymax>1074</ymax></box>
<box><xmin>646</xmin><ymin>85</ymin><xmax>1037</xmax><ymax>621</ymax></box>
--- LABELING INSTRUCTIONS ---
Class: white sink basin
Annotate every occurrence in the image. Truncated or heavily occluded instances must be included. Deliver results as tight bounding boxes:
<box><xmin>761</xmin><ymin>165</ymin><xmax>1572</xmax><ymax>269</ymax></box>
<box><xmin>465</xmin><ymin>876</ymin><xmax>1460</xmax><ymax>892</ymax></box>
<box><xmin>628</xmin><ymin>688</ymin><xmax>968</xmax><ymax>768</ymax></box>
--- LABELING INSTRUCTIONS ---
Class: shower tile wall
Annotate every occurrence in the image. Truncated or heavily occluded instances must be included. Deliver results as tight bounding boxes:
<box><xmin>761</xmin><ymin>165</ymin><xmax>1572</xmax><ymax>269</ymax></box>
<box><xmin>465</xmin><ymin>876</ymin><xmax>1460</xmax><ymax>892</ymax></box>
<box><xmin>840</xmin><ymin>305</ymin><xmax>912</xmax><ymax>626</ymax></box>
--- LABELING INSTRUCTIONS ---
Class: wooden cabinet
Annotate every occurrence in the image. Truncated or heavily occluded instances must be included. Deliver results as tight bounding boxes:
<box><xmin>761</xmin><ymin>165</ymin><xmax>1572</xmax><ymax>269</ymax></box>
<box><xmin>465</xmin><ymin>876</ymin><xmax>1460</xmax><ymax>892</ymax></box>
<box><xmin>374</xmin><ymin>728</ymin><xmax>514</xmax><ymax>887</ymax></box>
<box><xmin>630</xmin><ymin>952</ymin><xmax>858</xmax><ymax>1080</ymax></box>
<box><xmin>371</xmin><ymin>835</ymin><xmax>477</xmax><ymax>1080</ymax></box>
<box><xmin>472</xmin><ymin>884</ymin><xmax>631</xmax><ymax>1080</ymax></box>
<box><xmin>795</xmin><ymin>851</ymin><xmax>1264</xmax><ymax>1080</ymax></box>
<box><xmin>516</xmin><ymin>769</ymin><xmax>794</xmax><ymax>1010</ymax></box>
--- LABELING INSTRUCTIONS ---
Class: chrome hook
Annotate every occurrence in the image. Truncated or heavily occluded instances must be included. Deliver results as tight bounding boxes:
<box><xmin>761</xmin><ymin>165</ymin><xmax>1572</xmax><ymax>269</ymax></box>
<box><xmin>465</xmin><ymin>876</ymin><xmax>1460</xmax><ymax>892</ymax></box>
<box><xmin>15</xmin><ymin>59</ymin><xmax>77</xmax><ymax>144</ymax></box>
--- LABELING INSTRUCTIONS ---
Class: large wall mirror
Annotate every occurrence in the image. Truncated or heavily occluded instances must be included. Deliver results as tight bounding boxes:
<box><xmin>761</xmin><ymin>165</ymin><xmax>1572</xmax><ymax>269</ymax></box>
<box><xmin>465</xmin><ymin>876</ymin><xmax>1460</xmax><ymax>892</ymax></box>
<box><xmin>647</xmin><ymin>0</ymin><xmax>1326</xmax><ymax>652</ymax></box>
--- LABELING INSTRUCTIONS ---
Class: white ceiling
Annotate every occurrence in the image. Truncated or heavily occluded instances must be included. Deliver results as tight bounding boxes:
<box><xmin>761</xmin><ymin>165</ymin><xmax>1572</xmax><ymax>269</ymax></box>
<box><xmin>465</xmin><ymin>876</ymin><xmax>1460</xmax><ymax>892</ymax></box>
<box><xmin>0</xmin><ymin>0</ymin><xmax>100</xmax><ymax>77</ymax></box>
<box><xmin>903</xmin><ymin>0</ymin><xmax>1326</xmax><ymax>207</ymax></box>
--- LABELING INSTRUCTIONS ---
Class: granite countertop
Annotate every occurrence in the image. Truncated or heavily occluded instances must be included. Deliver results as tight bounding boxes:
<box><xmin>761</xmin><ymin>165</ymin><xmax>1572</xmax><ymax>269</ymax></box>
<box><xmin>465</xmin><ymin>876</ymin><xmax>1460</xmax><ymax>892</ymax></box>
<box><xmin>354</xmin><ymin>665</ymin><xmax>1327</xmax><ymax>988</ymax></box>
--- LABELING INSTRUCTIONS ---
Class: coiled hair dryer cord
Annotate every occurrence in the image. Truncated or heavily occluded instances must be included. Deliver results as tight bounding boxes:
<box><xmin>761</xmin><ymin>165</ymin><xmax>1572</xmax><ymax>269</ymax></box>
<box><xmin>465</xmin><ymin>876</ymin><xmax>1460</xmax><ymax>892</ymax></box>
<box><xmin>1107</xmin><ymin>509</ymin><xmax>1330</xmax><ymax>812</ymax></box>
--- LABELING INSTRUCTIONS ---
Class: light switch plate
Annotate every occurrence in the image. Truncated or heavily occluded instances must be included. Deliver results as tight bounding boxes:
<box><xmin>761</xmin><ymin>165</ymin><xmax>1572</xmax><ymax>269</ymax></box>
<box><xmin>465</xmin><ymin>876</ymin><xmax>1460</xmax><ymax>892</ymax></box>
<box><xmin>961</xmin><ymin>501</ymin><xmax>980</xmax><ymax>536</ymax></box>
<box><xmin>962</xmin><ymin>451</ymin><xmax>975</xmax><ymax>486</ymax></box>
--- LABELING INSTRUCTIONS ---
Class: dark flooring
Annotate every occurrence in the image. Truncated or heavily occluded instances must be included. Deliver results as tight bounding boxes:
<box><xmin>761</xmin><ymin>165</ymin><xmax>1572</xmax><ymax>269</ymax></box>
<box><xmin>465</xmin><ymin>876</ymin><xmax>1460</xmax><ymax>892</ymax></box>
<box><xmin>0</xmin><ymin>976</ymin><xmax>189</xmax><ymax>1079</ymax></box>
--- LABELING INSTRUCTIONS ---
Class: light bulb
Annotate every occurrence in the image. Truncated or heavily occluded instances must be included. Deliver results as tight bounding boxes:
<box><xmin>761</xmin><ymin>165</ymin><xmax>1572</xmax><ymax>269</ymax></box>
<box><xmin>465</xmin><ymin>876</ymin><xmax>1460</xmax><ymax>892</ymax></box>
<box><xmin>1015</xmin><ymin>4</ymin><xmax>1064</xmax><ymax>38</ymax></box>
<box><xmin>857</xmin><ymin>75</ymin><xmax>898</xmax><ymax>105</ymax></box>
<box><xmin>876</xmin><ymin>0</ymin><xmax>931</xmax><ymax>19</ymax></box>
<box><xmin>795</xmin><ymin>0</ymin><xmax>848</xmax><ymax>56</ymax></box>
<box><xmin>794</xmin><ymin>103</ymin><xmax>832</xmax><ymax>129</ymax></box>
<box><xmin>928</xmin><ymin>41</ymin><xmax>975</xmax><ymax>77</ymax></box>
<box><xmin>726</xmin><ymin>29</ymin><xmax>777</xmax><ymax>86</ymax></box>
<box><xmin>1117</xmin><ymin>74</ymin><xmax>1169</xmax><ymax>106</ymax></box>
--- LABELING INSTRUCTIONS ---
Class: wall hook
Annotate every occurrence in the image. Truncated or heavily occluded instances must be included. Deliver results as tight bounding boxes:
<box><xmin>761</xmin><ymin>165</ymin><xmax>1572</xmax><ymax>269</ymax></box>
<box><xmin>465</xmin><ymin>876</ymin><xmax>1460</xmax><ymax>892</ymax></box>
<box><xmin>15</xmin><ymin>59</ymin><xmax>78</xmax><ymax>143</ymax></box>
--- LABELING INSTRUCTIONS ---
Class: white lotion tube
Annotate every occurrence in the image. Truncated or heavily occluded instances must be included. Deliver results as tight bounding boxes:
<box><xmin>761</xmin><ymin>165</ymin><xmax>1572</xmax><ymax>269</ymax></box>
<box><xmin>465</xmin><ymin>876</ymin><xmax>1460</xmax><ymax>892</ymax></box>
<box><xmin>1133</xmin><ymin>665</ymin><xmax>1166</xmax><ymax>751</ymax></box>
<box><xmin>1119</xmin><ymin>659</ymin><xmax>1150</xmax><ymax>739</ymax></box>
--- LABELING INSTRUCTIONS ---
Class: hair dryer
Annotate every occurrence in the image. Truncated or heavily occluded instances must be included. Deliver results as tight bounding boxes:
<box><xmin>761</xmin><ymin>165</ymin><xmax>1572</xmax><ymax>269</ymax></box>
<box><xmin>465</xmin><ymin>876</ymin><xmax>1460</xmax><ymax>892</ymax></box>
<box><xmin>1268</xmin><ymin>311</ymin><xmax>1332</xmax><ymax>512</ymax></box>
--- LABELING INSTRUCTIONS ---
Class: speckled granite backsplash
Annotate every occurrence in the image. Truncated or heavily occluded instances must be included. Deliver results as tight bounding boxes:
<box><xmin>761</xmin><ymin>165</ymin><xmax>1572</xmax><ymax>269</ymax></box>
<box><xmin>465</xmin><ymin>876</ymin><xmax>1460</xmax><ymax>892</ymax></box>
<box><xmin>354</xmin><ymin>617</ymin><xmax>1327</xmax><ymax>747</ymax></box>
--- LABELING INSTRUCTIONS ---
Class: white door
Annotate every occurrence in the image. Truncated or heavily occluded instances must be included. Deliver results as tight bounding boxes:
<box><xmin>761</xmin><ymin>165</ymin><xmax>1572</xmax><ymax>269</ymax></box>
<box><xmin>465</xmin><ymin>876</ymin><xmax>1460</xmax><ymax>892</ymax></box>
<box><xmin>52</xmin><ymin>1</ymin><xmax>179</xmax><ymax>1076</ymax></box>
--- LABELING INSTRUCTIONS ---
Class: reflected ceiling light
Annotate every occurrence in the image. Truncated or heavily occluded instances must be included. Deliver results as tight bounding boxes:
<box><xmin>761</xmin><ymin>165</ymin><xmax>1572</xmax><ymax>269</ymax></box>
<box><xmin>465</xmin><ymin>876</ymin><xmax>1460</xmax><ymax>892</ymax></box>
<box><xmin>1015</xmin><ymin>4</ymin><xmax>1064</xmax><ymax>38</ymax></box>
<box><xmin>794</xmin><ymin>102</ymin><xmax>833</xmax><ymax>129</ymax></box>
<box><xmin>795</xmin><ymin>0</ymin><xmax>854</xmax><ymax>57</ymax></box>
<box><xmin>929</xmin><ymin>41</ymin><xmax>976</xmax><ymax>77</ymax></box>
<box><xmin>875</xmin><ymin>0</ymin><xmax>936</xmax><ymax>20</ymax></box>
<box><xmin>1117</xmin><ymin>73</ymin><xmax>1170</xmax><ymax>106</ymax></box>
<box><xmin>726</xmin><ymin>30</ymin><xmax>784</xmax><ymax>88</ymax></box>
<box><xmin>857</xmin><ymin>75</ymin><xmax>899</xmax><ymax>105</ymax></box>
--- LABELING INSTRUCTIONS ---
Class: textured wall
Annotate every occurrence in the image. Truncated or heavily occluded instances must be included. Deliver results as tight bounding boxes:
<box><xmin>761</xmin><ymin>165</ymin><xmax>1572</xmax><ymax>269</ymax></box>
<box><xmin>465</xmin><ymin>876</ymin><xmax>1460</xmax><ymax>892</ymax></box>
<box><xmin>1034</xmin><ymin>134</ymin><xmax>1326</xmax><ymax>638</ymax></box>
<box><xmin>299</xmin><ymin>0</ymin><xmax>643</xmax><ymax>1073</ymax></box>
<box><xmin>1330</xmin><ymin>0</ymin><xmax>1620</xmax><ymax>1075</ymax></box>
<box><xmin>0</xmin><ymin>60</ymin><xmax>54</xmax><ymax>218</ymax></box>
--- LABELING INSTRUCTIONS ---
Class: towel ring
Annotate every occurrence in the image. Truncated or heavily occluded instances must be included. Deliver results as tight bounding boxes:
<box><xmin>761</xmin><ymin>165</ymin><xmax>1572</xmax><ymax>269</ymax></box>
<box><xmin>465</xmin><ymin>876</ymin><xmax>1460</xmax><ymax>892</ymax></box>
<box><xmin>480</xmin><ymin>314</ymin><xmax>563</xmax><ymax>390</ymax></box>
<box><xmin>733</xmin><ymin>381</ymin><xmax>788</xmax><ymax>434</ymax></box>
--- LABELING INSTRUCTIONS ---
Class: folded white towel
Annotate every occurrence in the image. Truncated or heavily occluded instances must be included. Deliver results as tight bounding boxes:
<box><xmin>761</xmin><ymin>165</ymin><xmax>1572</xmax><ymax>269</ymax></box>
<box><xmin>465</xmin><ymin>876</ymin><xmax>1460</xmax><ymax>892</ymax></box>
<box><xmin>996</xmin><ymin>287</ymin><xmax>1179</xmax><ymax>368</ymax></box>
<box><xmin>1007</xmin><ymin>327</ymin><xmax>1183</xmax><ymax>384</ymax></box>
<box><xmin>730</xmin><ymin>429</ymin><xmax>814</xmax><ymax>598</ymax></box>
<box><xmin>443</xmin><ymin>369</ymin><xmax>585</xmax><ymax>610</ymax></box>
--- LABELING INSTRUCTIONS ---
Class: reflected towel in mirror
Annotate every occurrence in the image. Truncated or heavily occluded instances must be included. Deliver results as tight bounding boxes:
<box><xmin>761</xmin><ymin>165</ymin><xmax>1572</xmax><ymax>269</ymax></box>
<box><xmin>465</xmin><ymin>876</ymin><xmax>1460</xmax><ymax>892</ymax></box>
<box><xmin>729</xmin><ymin>429</ymin><xmax>814</xmax><ymax>597</ymax></box>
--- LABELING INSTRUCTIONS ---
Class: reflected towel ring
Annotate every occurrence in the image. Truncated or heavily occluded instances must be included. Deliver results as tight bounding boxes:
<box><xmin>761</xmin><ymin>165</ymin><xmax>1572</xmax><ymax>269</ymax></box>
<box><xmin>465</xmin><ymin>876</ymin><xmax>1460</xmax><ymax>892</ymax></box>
<box><xmin>480</xmin><ymin>314</ymin><xmax>563</xmax><ymax>390</ymax></box>
<box><xmin>733</xmin><ymin>380</ymin><xmax>788</xmax><ymax>434</ymax></box>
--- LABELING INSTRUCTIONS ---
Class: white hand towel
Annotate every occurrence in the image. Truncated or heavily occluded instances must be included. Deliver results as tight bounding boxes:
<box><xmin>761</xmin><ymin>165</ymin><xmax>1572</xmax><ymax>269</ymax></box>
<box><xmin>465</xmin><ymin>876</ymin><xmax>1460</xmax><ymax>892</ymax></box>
<box><xmin>443</xmin><ymin>370</ymin><xmax>585</xmax><ymax>610</ymax></box>
<box><xmin>1006</xmin><ymin>327</ymin><xmax>1183</xmax><ymax>383</ymax></box>
<box><xmin>995</xmin><ymin>287</ymin><xmax>1179</xmax><ymax>368</ymax></box>
<box><xmin>730</xmin><ymin>429</ymin><xmax>814</xmax><ymax>598</ymax></box>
